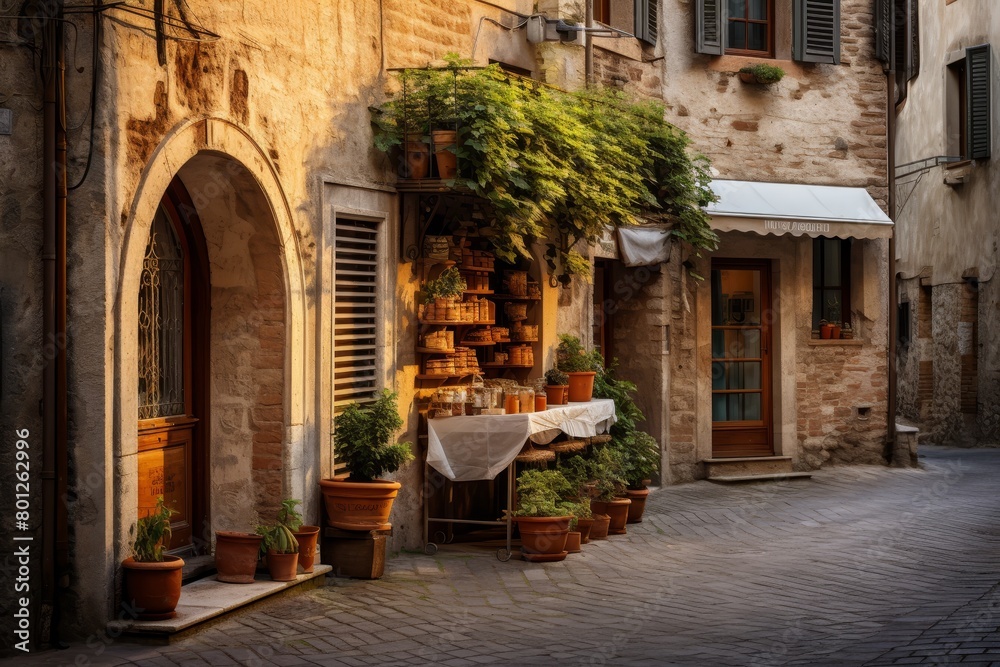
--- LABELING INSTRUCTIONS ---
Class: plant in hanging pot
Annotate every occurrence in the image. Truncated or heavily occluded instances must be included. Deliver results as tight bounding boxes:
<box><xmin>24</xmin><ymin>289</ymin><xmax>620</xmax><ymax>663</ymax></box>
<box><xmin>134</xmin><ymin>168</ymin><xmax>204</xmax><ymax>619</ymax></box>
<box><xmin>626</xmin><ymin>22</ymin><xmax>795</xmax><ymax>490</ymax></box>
<box><xmin>508</xmin><ymin>468</ymin><xmax>574</xmax><ymax>562</ymax></box>
<box><xmin>556</xmin><ymin>334</ymin><xmax>603</xmax><ymax>402</ymax></box>
<box><xmin>256</xmin><ymin>523</ymin><xmax>300</xmax><ymax>582</ymax></box>
<box><xmin>276</xmin><ymin>498</ymin><xmax>320</xmax><ymax>574</ymax></box>
<box><xmin>121</xmin><ymin>496</ymin><xmax>185</xmax><ymax>620</ymax></box>
<box><xmin>737</xmin><ymin>63</ymin><xmax>785</xmax><ymax>85</ymax></box>
<box><xmin>321</xmin><ymin>389</ymin><xmax>415</xmax><ymax>531</ymax></box>
<box><xmin>544</xmin><ymin>367</ymin><xmax>570</xmax><ymax>406</ymax></box>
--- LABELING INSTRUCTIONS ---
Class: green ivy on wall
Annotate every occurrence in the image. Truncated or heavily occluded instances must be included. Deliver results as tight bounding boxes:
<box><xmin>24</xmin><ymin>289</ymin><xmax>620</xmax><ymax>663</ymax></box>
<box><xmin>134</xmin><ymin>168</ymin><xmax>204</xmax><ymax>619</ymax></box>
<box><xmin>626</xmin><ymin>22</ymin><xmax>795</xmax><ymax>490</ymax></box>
<box><xmin>372</xmin><ymin>56</ymin><xmax>719</xmax><ymax>283</ymax></box>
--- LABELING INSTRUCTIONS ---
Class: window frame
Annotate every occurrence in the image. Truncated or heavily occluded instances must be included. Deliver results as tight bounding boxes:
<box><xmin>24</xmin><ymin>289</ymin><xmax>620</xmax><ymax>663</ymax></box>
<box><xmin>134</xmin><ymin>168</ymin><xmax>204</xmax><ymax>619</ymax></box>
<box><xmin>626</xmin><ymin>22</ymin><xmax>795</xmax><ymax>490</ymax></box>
<box><xmin>725</xmin><ymin>0</ymin><xmax>775</xmax><ymax>58</ymax></box>
<box><xmin>812</xmin><ymin>237</ymin><xmax>852</xmax><ymax>329</ymax></box>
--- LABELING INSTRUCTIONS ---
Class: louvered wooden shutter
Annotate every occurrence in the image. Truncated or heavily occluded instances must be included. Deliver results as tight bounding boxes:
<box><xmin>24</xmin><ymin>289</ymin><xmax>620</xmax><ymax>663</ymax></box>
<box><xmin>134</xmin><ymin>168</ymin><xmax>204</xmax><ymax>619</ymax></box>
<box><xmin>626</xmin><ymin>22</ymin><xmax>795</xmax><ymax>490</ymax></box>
<box><xmin>793</xmin><ymin>0</ymin><xmax>840</xmax><ymax>65</ymax></box>
<box><xmin>908</xmin><ymin>0</ymin><xmax>919</xmax><ymax>80</ymax></box>
<box><xmin>635</xmin><ymin>0</ymin><xmax>658</xmax><ymax>45</ymax></box>
<box><xmin>333</xmin><ymin>218</ymin><xmax>380</xmax><ymax>410</ymax></box>
<box><xmin>966</xmin><ymin>44</ymin><xmax>991</xmax><ymax>160</ymax></box>
<box><xmin>874</xmin><ymin>0</ymin><xmax>891</xmax><ymax>65</ymax></box>
<box><xmin>695</xmin><ymin>0</ymin><xmax>724</xmax><ymax>55</ymax></box>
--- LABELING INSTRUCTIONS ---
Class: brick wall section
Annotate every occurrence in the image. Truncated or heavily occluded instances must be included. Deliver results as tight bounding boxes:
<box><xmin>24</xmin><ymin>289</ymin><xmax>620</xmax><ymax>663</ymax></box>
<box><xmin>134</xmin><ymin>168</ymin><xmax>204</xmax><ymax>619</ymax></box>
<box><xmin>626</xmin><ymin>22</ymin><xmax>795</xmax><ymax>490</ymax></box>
<box><xmin>796</xmin><ymin>340</ymin><xmax>888</xmax><ymax>467</ymax></box>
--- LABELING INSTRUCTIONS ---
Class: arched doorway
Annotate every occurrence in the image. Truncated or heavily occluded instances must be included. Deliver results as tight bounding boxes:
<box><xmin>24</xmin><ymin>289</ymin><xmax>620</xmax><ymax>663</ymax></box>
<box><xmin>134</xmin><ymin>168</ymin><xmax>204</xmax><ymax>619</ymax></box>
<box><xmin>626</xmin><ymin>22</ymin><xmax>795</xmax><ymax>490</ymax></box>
<box><xmin>136</xmin><ymin>178</ymin><xmax>210</xmax><ymax>554</ymax></box>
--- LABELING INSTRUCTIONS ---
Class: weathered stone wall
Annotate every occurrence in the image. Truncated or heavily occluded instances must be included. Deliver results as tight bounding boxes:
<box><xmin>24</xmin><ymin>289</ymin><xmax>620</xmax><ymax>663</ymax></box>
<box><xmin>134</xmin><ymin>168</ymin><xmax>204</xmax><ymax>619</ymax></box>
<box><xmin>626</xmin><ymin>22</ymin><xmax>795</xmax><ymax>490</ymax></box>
<box><xmin>666</xmin><ymin>256</ymin><xmax>701</xmax><ymax>483</ymax></box>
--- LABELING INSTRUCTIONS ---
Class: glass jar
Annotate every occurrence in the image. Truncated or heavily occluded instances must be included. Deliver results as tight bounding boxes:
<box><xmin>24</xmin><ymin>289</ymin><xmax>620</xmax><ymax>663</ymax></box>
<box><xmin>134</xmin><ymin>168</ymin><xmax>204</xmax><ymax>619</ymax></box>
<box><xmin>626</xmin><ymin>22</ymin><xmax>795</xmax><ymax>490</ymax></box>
<box><xmin>518</xmin><ymin>386</ymin><xmax>535</xmax><ymax>414</ymax></box>
<box><xmin>504</xmin><ymin>389</ymin><xmax>520</xmax><ymax>415</ymax></box>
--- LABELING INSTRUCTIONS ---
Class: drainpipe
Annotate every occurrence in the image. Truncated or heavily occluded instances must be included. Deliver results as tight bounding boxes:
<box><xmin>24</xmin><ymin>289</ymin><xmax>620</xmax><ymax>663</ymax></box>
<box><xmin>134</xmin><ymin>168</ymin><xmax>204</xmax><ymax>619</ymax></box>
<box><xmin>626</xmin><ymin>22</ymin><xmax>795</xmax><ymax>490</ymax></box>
<box><xmin>887</xmin><ymin>66</ymin><xmax>898</xmax><ymax>462</ymax></box>
<box><xmin>585</xmin><ymin>0</ymin><xmax>594</xmax><ymax>86</ymax></box>
<box><xmin>40</xmin><ymin>0</ymin><xmax>68</xmax><ymax>646</ymax></box>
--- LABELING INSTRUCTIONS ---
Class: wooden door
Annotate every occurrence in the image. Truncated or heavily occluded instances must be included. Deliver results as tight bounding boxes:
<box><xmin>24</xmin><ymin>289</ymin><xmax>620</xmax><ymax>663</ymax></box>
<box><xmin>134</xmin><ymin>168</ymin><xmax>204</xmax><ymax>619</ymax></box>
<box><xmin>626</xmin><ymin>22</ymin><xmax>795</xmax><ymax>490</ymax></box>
<box><xmin>136</xmin><ymin>180</ymin><xmax>209</xmax><ymax>554</ymax></box>
<box><xmin>711</xmin><ymin>260</ymin><xmax>773</xmax><ymax>457</ymax></box>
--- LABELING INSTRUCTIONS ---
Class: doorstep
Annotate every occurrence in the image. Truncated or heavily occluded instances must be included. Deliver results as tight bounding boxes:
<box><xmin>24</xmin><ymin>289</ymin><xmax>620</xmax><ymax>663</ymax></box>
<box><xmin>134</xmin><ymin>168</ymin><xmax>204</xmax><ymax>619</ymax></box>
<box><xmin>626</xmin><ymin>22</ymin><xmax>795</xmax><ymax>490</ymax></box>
<box><xmin>108</xmin><ymin>565</ymin><xmax>332</xmax><ymax>643</ymax></box>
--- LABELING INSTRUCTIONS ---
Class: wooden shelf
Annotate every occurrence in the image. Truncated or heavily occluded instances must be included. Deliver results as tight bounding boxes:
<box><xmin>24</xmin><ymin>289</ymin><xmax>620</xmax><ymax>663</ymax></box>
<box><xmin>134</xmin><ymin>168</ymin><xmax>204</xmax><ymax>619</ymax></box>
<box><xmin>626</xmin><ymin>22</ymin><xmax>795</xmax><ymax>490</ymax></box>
<box><xmin>458</xmin><ymin>340</ymin><xmax>497</xmax><ymax>347</ymax></box>
<box><xmin>493</xmin><ymin>294</ymin><xmax>541</xmax><ymax>301</ymax></box>
<box><xmin>416</xmin><ymin>347</ymin><xmax>456</xmax><ymax>354</ymax></box>
<box><xmin>416</xmin><ymin>372</ymin><xmax>480</xmax><ymax>380</ymax></box>
<box><xmin>508</xmin><ymin>338</ymin><xmax>538</xmax><ymax>343</ymax></box>
<box><xmin>463</xmin><ymin>289</ymin><xmax>494</xmax><ymax>295</ymax></box>
<box><xmin>457</xmin><ymin>265</ymin><xmax>494</xmax><ymax>274</ymax></box>
<box><xmin>484</xmin><ymin>363</ymin><xmax>534</xmax><ymax>368</ymax></box>
<box><xmin>419</xmin><ymin>320</ymin><xmax>495</xmax><ymax>326</ymax></box>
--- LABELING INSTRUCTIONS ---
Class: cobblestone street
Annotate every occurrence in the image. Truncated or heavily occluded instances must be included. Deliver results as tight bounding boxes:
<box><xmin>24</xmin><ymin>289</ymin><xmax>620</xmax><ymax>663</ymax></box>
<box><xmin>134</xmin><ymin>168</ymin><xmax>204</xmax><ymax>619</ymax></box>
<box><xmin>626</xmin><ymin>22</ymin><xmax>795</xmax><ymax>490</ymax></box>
<box><xmin>18</xmin><ymin>446</ymin><xmax>1000</xmax><ymax>666</ymax></box>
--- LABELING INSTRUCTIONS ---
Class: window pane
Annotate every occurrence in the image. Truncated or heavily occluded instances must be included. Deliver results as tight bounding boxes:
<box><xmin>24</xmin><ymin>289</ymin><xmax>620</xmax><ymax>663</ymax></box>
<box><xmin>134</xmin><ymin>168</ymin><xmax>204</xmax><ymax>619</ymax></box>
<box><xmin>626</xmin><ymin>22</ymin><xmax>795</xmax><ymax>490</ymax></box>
<box><xmin>824</xmin><ymin>239</ymin><xmax>842</xmax><ymax>286</ymax></box>
<box><xmin>713</xmin><ymin>394</ymin><xmax>728</xmax><ymax>421</ymax></box>
<box><xmin>712</xmin><ymin>329</ymin><xmax>726</xmax><ymax>358</ymax></box>
<box><xmin>714</xmin><ymin>362</ymin><xmax>762</xmax><ymax>390</ymax></box>
<box><xmin>742</xmin><ymin>329</ymin><xmax>761</xmax><ymax>358</ymax></box>
<box><xmin>748</xmin><ymin>22</ymin><xmax>767</xmax><ymax>52</ymax></box>
<box><xmin>749</xmin><ymin>0</ymin><xmax>767</xmax><ymax>20</ymax></box>
<box><xmin>824</xmin><ymin>289</ymin><xmax>842</xmax><ymax>322</ymax></box>
<box><xmin>712</xmin><ymin>362</ymin><xmax>726</xmax><ymax>390</ymax></box>
<box><xmin>743</xmin><ymin>393</ymin><xmax>761</xmax><ymax>420</ymax></box>
<box><xmin>729</xmin><ymin>0</ymin><xmax>747</xmax><ymax>18</ymax></box>
<box><xmin>728</xmin><ymin>21</ymin><xmax>745</xmax><ymax>50</ymax></box>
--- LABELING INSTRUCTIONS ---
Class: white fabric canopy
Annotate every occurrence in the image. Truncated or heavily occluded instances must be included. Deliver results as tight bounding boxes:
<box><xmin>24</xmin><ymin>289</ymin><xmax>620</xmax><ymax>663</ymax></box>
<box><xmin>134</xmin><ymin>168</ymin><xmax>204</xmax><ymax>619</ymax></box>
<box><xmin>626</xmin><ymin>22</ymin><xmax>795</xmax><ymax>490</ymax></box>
<box><xmin>426</xmin><ymin>399</ymin><xmax>617</xmax><ymax>482</ymax></box>
<box><xmin>706</xmin><ymin>180</ymin><xmax>893</xmax><ymax>239</ymax></box>
<box><xmin>617</xmin><ymin>226</ymin><xmax>671</xmax><ymax>266</ymax></box>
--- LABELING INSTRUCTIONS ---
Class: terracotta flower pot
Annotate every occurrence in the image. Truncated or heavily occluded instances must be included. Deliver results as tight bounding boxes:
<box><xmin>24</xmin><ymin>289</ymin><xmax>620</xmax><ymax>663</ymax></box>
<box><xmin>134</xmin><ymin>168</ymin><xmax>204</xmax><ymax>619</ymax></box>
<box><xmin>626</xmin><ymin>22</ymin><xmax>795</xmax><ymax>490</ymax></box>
<box><xmin>266</xmin><ymin>550</ymin><xmax>299</xmax><ymax>582</ymax></box>
<box><xmin>592</xmin><ymin>498</ymin><xmax>631</xmax><ymax>535</ymax></box>
<box><xmin>820</xmin><ymin>323</ymin><xmax>833</xmax><ymax>339</ymax></box>
<box><xmin>293</xmin><ymin>525</ymin><xmax>320</xmax><ymax>573</ymax></box>
<box><xmin>576</xmin><ymin>517</ymin><xmax>595</xmax><ymax>544</ymax></box>
<box><xmin>565</xmin><ymin>531</ymin><xmax>582</xmax><ymax>554</ymax></box>
<box><xmin>545</xmin><ymin>385</ymin><xmax>568</xmax><ymax>405</ymax></box>
<box><xmin>320</xmin><ymin>478</ymin><xmax>401</xmax><ymax>531</ymax></box>
<box><xmin>626</xmin><ymin>487</ymin><xmax>650</xmax><ymax>523</ymax></box>
<box><xmin>215</xmin><ymin>531</ymin><xmax>262</xmax><ymax>583</ymax></box>
<box><xmin>431</xmin><ymin>129</ymin><xmax>458</xmax><ymax>178</ymax></box>
<box><xmin>515</xmin><ymin>516</ymin><xmax>570</xmax><ymax>555</ymax></box>
<box><xmin>566</xmin><ymin>371</ymin><xmax>596</xmax><ymax>402</ymax></box>
<box><xmin>589</xmin><ymin>513</ymin><xmax>611</xmax><ymax>540</ymax></box>
<box><xmin>403</xmin><ymin>134</ymin><xmax>429</xmax><ymax>179</ymax></box>
<box><xmin>121</xmin><ymin>555</ymin><xmax>184</xmax><ymax>620</ymax></box>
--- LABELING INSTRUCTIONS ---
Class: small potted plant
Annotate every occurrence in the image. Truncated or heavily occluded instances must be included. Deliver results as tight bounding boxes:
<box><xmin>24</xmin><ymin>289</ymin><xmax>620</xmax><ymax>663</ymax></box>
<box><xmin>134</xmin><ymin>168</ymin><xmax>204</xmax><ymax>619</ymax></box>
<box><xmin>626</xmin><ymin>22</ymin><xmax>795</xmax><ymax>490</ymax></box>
<box><xmin>256</xmin><ymin>523</ymin><xmax>299</xmax><ymax>582</ymax></box>
<box><xmin>556</xmin><ymin>334</ymin><xmax>603</xmax><ymax>402</ymax></box>
<box><xmin>321</xmin><ymin>389</ymin><xmax>415</xmax><ymax>531</ymax></box>
<box><xmin>558</xmin><ymin>455</ymin><xmax>596</xmax><ymax>544</ymax></box>
<box><xmin>544</xmin><ymin>367</ymin><xmax>570</xmax><ymax>406</ymax></box>
<box><xmin>121</xmin><ymin>496</ymin><xmax>184</xmax><ymax>620</ymax></box>
<box><xmin>738</xmin><ymin>63</ymin><xmax>785</xmax><ymax>85</ymax></box>
<box><xmin>588</xmin><ymin>445</ymin><xmax>630</xmax><ymax>536</ymax></box>
<box><xmin>616</xmin><ymin>432</ymin><xmax>660</xmax><ymax>523</ymax></box>
<box><xmin>276</xmin><ymin>499</ymin><xmax>320</xmax><ymax>574</ymax></box>
<box><xmin>424</xmin><ymin>267</ymin><xmax>467</xmax><ymax>306</ymax></box>
<box><xmin>215</xmin><ymin>524</ymin><xmax>263</xmax><ymax>584</ymax></box>
<box><xmin>509</xmin><ymin>469</ymin><xmax>574</xmax><ymax>562</ymax></box>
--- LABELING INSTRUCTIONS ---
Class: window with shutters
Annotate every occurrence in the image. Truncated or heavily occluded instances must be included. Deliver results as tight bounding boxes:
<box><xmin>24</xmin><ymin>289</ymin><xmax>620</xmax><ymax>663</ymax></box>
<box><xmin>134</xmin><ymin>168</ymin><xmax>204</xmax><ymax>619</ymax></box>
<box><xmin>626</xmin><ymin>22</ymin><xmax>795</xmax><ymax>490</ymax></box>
<box><xmin>696</xmin><ymin>0</ymin><xmax>839</xmax><ymax>65</ymax></box>
<box><xmin>812</xmin><ymin>238</ymin><xmax>852</xmax><ymax>329</ymax></box>
<box><xmin>946</xmin><ymin>44</ymin><xmax>991</xmax><ymax>162</ymax></box>
<box><xmin>333</xmin><ymin>218</ymin><xmax>381</xmax><ymax>411</ymax></box>
<box><xmin>593</xmin><ymin>1</ymin><xmax>657</xmax><ymax>46</ymax></box>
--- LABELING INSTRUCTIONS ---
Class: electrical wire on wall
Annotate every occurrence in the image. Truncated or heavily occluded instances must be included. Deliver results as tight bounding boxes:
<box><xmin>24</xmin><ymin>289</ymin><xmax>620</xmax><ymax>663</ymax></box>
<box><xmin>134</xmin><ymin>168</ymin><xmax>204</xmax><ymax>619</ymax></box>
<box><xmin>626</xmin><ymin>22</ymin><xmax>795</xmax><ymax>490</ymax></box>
<box><xmin>471</xmin><ymin>15</ymin><xmax>527</xmax><ymax>62</ymax></box>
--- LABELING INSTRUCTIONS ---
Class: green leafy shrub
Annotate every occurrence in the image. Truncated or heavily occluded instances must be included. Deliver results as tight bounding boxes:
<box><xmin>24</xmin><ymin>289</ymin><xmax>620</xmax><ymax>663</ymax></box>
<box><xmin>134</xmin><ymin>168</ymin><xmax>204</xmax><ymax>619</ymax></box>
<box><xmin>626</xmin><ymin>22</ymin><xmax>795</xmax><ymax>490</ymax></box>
<box><xmin>544</xmin><ymin>367</ymin><xmax>569</xmax><ymax>386</ymax></box>
<box><xmin>424</xmin><ymin>267</ymin><xmax>467</xmax><ymax>300</ymax></box>
<box><xmin>615</xmin><ymin>431</ymin><xmax>660</xmax><ymax>489</ymax></box>
<box><xmin>132</xmin><ymin>496</ymin><xmax>177</xmax><ymax>563</ymax></box>
<box><xmin>511</xmin><ymin>469</ymin><xmax>574</xmax><ymax>518</ymax></box>
<box><xmin>738</xmin><ymin>63</ymin><xmax>785</xmax><ymax>84</ymax></box>
<box><xmin>371</xmin><ymin>57</ymin><xmax>718</xmax><ymax>283</ymax></box>
<box><xmin>556</xmin><ymin>334</ymin><xmax>603</xmax><ymax>373</ymax></box>
<box><xmin>276</xmin><ymin>499</ymin><xmax>303</xmax><ymax>531</ymax></box>
<box><xmin>334</xmin><ymin>390</ymin><xmax>415</xmax><ymax>482</ymax></box>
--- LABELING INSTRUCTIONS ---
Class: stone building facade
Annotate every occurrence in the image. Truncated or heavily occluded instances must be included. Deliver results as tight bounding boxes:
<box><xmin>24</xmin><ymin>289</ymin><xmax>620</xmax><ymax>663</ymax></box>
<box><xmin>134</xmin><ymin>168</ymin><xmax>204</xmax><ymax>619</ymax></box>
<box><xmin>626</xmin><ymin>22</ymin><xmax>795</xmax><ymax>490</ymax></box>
<box><xmin>0</xmin><ymin>0</ymin><xmax>891</xmax><ymax>648</ymax></box>
<box><xmin>893</xmin><ymin>0</ymin><xmax>999</xmax><ymax>446</ymax></box>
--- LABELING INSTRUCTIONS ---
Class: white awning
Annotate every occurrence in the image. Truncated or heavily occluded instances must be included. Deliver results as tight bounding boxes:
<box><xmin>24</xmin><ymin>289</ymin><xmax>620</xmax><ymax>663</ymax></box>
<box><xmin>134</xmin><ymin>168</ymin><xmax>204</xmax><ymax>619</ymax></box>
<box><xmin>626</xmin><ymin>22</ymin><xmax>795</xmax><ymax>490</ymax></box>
<box><xmin>706</xmin><ymin>180</ymin><xmax>893</xmax><ymax>239</ymax></box>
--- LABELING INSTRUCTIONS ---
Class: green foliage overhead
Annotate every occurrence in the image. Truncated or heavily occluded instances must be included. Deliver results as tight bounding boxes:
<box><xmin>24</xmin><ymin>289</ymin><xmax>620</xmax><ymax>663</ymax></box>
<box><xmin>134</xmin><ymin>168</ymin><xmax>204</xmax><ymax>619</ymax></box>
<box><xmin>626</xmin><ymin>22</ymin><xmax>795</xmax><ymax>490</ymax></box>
<box><xmin>132</xmin><ymin>496</ymin><xmax>176</xmax><ymax>563</ymax></box>
<box><xmin>372</xmin><ymin>57</ymin><xmax>718</xmax><ymax>283</ymax></box>
<box><xmin>334</xmin><ymin>390</ymin><xmax>415</xmax><ymax>482</ymax></box>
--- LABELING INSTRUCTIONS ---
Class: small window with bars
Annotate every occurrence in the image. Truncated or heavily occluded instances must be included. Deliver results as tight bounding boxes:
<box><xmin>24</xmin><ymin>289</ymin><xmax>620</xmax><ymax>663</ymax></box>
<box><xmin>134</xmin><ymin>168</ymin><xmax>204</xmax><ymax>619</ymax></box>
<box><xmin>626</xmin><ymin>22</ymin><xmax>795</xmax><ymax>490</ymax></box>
<box><xmin>333</xmin><ymin>218</ymin><xmax>381</xmax><ymax>411</ymax></box>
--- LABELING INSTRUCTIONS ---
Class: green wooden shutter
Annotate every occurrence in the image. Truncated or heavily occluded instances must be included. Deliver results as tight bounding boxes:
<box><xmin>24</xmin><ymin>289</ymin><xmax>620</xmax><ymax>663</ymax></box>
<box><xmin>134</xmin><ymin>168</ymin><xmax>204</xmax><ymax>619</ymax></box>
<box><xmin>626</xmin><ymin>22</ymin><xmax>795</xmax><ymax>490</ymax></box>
<box><xmin>635</xmin><ymin>0</ymin><xmax>658</xmax><ymax>45</ymax></box>
<box><xmin>874</xmin><ymin>0</ymin><xmax>891</xmax><ymax>65</ymax></box>
<box><xmin>793</xmin><ymin>0</ymin><xmax>840</xmax><ymax>65</ymax></box>
<box><xmin>908</xmin><ymin>0</ymin><xmax>919</xmax><ymax>80</ymax></box>
<box><xmin>695</xmin><ymin>0</ymin><xmax>724</xmax><ymax>55</ymax></box>
<box><xmin>966</xmin><ymin>44</ymin><xmax>991</xmax><ymax>160</ymax></box>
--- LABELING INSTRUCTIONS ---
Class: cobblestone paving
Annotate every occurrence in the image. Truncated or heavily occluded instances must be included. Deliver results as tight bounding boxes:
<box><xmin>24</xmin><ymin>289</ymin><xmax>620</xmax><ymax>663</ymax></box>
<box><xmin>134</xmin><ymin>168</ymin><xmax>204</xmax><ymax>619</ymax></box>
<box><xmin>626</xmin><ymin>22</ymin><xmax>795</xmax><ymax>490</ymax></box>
<box><xmin>17</xmin><ymin>446</ymin><xmax>1000</xmax><ymax>666</ymax></box>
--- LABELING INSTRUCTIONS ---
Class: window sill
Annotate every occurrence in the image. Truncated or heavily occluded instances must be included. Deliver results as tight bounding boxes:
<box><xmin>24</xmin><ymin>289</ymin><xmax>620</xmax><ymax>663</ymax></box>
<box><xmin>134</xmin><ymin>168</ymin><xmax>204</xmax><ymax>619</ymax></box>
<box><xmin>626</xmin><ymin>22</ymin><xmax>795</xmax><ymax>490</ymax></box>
<box><xmin>808</xmin><ymin>339</ymin><xmax>864</xmax><ymax>347</ymax></box>
<box><xmin>708</xmin><ymin>55</ymin><xmax>806</xmax><ymax>79</ymax></box>
<box><xmin>944</xmin><ymin>159</ymin><xmax>972</xmax><ymax>170</ymax></box>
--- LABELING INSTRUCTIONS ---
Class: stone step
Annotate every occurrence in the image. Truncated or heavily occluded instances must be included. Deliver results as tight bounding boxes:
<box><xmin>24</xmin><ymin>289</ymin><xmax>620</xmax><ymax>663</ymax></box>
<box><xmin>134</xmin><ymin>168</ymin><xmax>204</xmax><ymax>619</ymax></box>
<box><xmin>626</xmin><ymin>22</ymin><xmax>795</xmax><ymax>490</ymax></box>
<box><xmin>703</xmin><ymin>455</ymin><xmax>794</xmax><ymax>478</ymax></box>
<box><xmin>108</xmin><ymin>565</ymin><xmax>332</xmax><ymax>643</ymax></box>
<box><xmin>708</xmin><ymin>472</ymin><xmax>813</xmax><ymax>484</ymax></box>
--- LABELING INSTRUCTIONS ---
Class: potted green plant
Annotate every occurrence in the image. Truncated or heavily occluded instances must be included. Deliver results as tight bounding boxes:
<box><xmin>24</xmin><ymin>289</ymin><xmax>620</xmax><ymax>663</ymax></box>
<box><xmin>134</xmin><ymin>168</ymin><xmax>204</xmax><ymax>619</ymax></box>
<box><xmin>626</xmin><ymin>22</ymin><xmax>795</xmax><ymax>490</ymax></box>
<box><xmin>121</xmin><ymin>496</ymin><xmax>184</xmax><ymax>620</ymax></box>
<box><xmin>276</xmin><ymin>498</ymin><xmax>320</xmax><ymax>574</ymax></box>
<box><xmin>737</xmin><ymin>63</ymin><xmax>785</xmax><ymax>85</ymax></box>
<box><xmin>544</xmin><ymin>367</ymin><xmax>570</xmax><ymax>406</ymax></box>
<box><xmin>320</xmin><ymin>389</ymin><xmax>415</xmax><ymax>531</ymax></box>
<box><xmin>256</xmin><ymin>523</ymin><xmax>299</xmax><ymax>582</ymax></box>
<box><xmin>558</xmin><ymin>455</ymin><xmax>597</xmax><ymax>544</ymax></box>
<box><xmin>588</xmin><ymin>445</ymin><xmax>630</xmax><ymax>536</ymax></box>
<box><xmin>556</xmin><ymin>334</ymin><xmax>603</xmax><ymax>402</ymax></box>
<box><xmin>424</xmin><ymin>266</ymin><xmax>467</xmax><ymax>305</ymax></box>
<box><xmin>509</xmin><ymin>469</ymin><xmax>574</xmax><ymax>562</ymax></box>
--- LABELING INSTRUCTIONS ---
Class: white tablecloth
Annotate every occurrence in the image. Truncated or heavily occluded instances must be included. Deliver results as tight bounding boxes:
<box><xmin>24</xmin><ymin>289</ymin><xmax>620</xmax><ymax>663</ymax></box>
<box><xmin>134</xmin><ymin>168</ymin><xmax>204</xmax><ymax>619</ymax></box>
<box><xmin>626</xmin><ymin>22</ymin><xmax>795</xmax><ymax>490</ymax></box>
<box><xmin>426</xmin><ymin>399</ymin><xmax>617</xmax><ymax>481</ymax></box>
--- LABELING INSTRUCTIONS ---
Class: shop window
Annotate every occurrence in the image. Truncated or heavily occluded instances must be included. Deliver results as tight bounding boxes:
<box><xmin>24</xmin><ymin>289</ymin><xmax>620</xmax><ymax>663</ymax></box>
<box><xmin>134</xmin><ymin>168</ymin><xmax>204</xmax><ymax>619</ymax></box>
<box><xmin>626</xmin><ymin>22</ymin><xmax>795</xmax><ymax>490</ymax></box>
<box><xmin>812</xmin><ymin>237</ymin><xmax>852</xmax><ymax>328</ymax></box>
<box><xmin>695</xmin><ymin>0</ymin><xmax>839</xmax><ymax>64</ymax></box>
<box><xmin>946</xmin><ymin>44</ymin><xmax>991</xmax><ymax>161</ymax></box>
<box><xmin>333</xmin><ymin>217</ymin><xmax>381</xmax><ymax>410</ymax></box>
